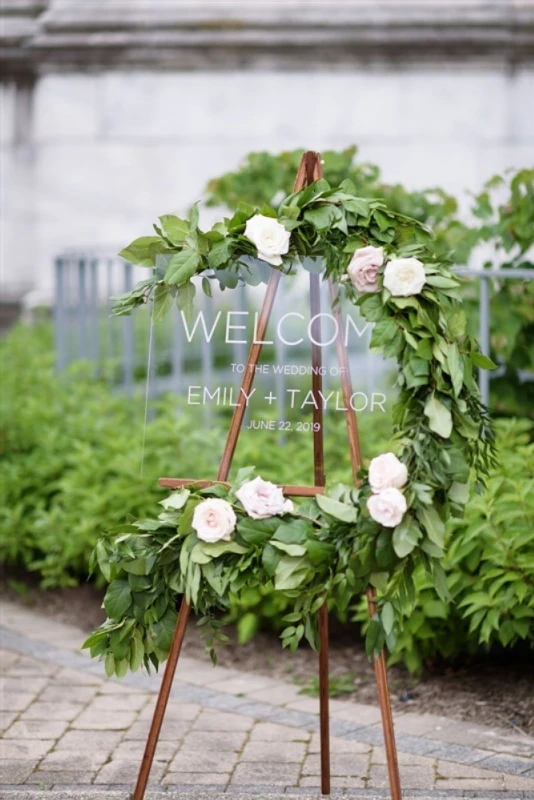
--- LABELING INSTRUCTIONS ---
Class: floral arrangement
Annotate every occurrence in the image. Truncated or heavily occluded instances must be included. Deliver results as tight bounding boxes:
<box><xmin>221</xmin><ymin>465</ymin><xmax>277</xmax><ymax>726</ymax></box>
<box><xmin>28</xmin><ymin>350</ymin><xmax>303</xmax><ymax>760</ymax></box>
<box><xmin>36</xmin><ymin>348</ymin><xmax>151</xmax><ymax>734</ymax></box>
<box><xmin>85</xmin><ymin>176</ymin><xmax>496</xmax><ymax>677</ymax></box>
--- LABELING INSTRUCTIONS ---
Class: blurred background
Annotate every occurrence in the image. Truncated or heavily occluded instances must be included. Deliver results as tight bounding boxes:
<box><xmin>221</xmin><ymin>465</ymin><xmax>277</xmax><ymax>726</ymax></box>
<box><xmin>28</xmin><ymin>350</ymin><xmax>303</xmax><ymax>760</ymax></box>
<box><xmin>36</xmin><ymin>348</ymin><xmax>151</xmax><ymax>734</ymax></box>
<box><xmin>1</xmin><ymin>1</ymin><xmax>533</xmax><ymax>699</ymax></box>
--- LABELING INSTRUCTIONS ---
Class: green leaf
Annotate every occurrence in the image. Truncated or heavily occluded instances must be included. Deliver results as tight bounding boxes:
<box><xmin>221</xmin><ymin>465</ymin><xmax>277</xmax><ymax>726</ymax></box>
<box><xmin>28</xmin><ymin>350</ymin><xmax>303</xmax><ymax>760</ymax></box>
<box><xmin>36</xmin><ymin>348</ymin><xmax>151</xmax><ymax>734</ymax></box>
<box><xmin>199</xmin><ymin>540</ymin><xmax>248</xmax><ymax>558</ymax></box>
<box><xmin>119</xmin><ymin>236</ymin><xmax>163</xmax><ymax>267</ymax></box>
<box><xmin>153</xmin><ymin>284</ymin><xmax>172</xmax><ymax>322</ymax></box>
<box><xmin>424</xmin><ymin>393</ymin><xmax>453</xmax><ymax>438</ymax></box>
<box><xmin>176</xmin><ymin>281</ymin><xmax>196</xmax><ymax>322</ymax></box>
<box><xmin>425</xmin><ymin>275</ymin><xmax>460</xmax><ymax>289</ymax></box>
<box><xmin>270</xmin><ymin>541</ymin><xmax>307</xmax><ymax>556</ymax></box>
<box><xmin>130</xmin><ymin>635</ymin><xmax>144</xmax><ymax>672</ymax></box>
<box><xmin>448</xmin><ymin>481</ymin><xmax>470</xmax><ymax>505</ymax></box>
<box><xmin>303</xmin><ymin>204</ymin><xmax>342</xmax><ymax>231</ymax></box>
<box><xmin>446</xmin><ymin>343</ymin><xmax>464</xmax><ymax>397</ymax></box>
<box><xmin>470</xmin><ymin>352</ymin><xmax>498</xmax><ymax>370</ymax></box>
<box><xmin>417</xmin><ymin>506</ymin><xmax>446</xmax><ymax>548</ymax></box>
<box><xmin>381</xmin><ymin>602</ymin><xmax>395</xmax><ymax>636</ymax></box>
<box><xmin>165</xmin><ymin>249</ymin><xmax>201</xmax><ymax>285</ymax></box>
<box><xmin>316</xmin><ymin>494</ymin><xmax>357</xmax><ymax>523</ymax></box>
<box><xmin>105</xmin><ymin>653</ymin><xmax>115</xmax><ymax>677</ymax></box>
<box><xmin>392</xmin><ymin>516</ymin><xmax>421</xmax><ymax>557</ymax></box>
<box><xmin>237</xmin><ymin>517</ymin><xmax>278</xmax><ymax>545</ymax></box>
<box><xmin>160</xmin><ymin>489</ymin><xmax>190</xmax><ymax>511</ymax></box>
<box><xmin>274</xmin><ymin>555</ymin><xmax>309</xmax><ymax>590</ymax></box>
<box><xmin>104</xmin><ymin>579</ymin><xmax>132</xmax><ymax>619</ymax></box>
<box><xmin>159</xmin><ymin>215</ymin><xmax>189</xmax><ymax>245</ymax></box>
<box><xmin>208</xmin><ymin>239</ymin><xmax>233</xmax><ymax>269</ymax></box>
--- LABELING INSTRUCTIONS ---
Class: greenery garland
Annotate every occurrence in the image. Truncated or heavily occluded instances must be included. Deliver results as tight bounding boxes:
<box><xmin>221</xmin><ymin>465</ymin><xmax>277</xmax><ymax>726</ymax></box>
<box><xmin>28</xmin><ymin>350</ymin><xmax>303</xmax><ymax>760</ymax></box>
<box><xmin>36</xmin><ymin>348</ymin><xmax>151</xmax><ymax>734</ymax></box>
<box><xmin>85</xmin><ymin>177</ymin><xmax>496</xmax><ymax>677</ymax></box>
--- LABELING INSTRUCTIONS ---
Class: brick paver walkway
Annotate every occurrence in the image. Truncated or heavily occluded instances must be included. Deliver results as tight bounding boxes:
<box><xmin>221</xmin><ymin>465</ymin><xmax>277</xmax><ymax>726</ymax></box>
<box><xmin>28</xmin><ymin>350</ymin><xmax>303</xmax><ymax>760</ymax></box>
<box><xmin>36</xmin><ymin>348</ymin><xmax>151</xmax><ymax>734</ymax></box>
<box><xmin>1</xmin><ymin>602</ymin><xmax>533</xmax><ymax>799</ymax></box>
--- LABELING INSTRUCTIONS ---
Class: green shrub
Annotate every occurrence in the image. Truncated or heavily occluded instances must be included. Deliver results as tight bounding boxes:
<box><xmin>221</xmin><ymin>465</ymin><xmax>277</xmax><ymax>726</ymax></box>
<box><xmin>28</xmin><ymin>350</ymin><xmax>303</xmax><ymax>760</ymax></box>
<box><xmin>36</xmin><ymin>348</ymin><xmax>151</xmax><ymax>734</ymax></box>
<box><xmin>353</xmin><ymin>418</ymin><xmax>534</xmax><ymax>671</ymax></box>
<box><xmin>0</xmin><ymin>323</ymin><xmax>391</xmax><ymax>588</ymax></box>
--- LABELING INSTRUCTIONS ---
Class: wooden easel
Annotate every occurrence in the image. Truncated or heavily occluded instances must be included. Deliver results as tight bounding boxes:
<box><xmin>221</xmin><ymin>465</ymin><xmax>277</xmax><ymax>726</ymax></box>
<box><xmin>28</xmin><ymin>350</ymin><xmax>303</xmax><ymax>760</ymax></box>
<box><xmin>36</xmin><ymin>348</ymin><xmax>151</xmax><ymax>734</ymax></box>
<box><xmin>133</xmin><ymin>152</ymin><xmax>402</xmax><ymax>800</ymax></box>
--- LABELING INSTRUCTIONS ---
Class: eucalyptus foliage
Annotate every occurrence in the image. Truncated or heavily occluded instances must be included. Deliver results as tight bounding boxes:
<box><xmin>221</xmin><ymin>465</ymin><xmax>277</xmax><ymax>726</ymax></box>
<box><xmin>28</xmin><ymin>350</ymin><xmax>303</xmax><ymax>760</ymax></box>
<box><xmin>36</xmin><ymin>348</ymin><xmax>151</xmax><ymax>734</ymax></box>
<box><xmin>86</xmin><ymin>177</ymin><xmax>496</xmax><ymax>676</ymax></box>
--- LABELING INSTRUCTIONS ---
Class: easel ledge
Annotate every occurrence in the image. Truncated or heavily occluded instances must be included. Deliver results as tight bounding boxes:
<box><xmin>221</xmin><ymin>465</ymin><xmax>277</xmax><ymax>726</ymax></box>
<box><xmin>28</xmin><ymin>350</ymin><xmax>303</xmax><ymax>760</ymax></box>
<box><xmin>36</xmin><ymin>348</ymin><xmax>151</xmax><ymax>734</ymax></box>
<box><xmin>159</xmin><ymin>477</ymin><xmax>325</xmax><ymax>496</ymax></box>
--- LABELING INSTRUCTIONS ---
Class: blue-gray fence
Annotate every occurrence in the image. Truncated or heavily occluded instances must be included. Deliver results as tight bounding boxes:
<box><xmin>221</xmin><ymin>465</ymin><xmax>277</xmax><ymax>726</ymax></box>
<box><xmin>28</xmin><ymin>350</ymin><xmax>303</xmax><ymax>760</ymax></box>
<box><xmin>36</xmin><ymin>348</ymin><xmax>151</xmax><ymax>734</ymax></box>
<box><xmin>54</xmin><ymin>252</ymin><xmax>534</xmax><ymax>408</ymax></box>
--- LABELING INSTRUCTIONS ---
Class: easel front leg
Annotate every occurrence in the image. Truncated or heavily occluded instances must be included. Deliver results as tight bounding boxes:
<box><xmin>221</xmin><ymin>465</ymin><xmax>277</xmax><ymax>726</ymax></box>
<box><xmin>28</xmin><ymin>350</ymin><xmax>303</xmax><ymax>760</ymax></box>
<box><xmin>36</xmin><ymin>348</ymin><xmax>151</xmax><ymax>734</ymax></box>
<box><xmin>367</xmin><ymin>588</ymin><xmax>402</xmax><ymax>800</ymax></box>
<box><xmin>133</xmin><ymin>597</ymin><xmax>191</xmax><ymax>800</ymax></box>
<box><xmin>318</xmin><ymin>603</ymin><xmax>331</xmax><ymax>795</ymax></box>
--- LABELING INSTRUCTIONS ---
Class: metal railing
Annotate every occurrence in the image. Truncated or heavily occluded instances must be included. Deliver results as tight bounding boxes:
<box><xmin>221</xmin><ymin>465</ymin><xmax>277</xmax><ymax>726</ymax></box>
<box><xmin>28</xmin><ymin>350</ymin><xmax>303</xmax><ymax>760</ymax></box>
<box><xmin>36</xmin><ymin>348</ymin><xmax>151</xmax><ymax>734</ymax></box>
<box><xmin>54</xmin><ymin>254</ymin><xmax>533</xmax><ymax>408</ymax></box>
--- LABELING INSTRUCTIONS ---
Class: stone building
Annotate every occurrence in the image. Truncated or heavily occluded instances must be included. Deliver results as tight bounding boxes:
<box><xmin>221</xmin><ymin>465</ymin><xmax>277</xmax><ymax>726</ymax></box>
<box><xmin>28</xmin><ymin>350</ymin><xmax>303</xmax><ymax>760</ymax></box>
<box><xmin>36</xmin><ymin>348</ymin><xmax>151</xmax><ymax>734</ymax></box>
<box><xmin>2</xmin><ymin>0</ymin><xmax>533</xmax><ymax>309</ymax></box>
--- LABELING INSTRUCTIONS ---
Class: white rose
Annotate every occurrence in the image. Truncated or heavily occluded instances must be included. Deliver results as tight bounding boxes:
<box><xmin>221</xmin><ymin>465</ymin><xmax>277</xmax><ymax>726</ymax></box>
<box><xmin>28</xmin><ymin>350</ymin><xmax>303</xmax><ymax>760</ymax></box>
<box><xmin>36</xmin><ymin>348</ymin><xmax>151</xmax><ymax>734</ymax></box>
<box><xmin>383</xmin><ymin>257</ymin><xmax>426</xmax><ymax>297</ymax></box>
<box><xmin>368</xmin><ymin>453</ymin><xmax>408</xmax><ymax>494</ymax></box>
<box><xmin>347</xmin><ymin>245</ymin><xmax>384</xmax><ymax>293</ymax></box>
<box><xmin>192</xmin><ymin>498</ymin><xmax>237</xmax><ymax>543</ymax></box>
<box><xmin>367</xmin><ymin>488</ymin><xmax>407</xmax><ymax>528</ymax></box>
<box><xmin>236</xmin><ymin>476</ymin><xmax>294</xmax><ymax>520</ymax></box>
<box><xmin>244</xmin><ymin>214</ymin><xmax>291</xmax><ymax>267</ymax></box>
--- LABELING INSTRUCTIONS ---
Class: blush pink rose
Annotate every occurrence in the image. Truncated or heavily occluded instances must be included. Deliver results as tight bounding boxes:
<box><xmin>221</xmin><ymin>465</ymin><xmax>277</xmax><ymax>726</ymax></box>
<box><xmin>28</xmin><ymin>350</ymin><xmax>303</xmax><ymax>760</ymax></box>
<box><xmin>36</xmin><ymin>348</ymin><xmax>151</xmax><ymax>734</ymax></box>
<box><xmin>236</xmin><ymin>477</ymin><xmax>294</xmax><ymax>520</ymax></box>
<box><xmin>192</xmin><ymin>498</ymin><xmax>237</xmax><ymax>543</ymax></box>
<box><xmin>347</xmin><ymin>246</ymin><xmax>384</xmax><ymax>293</ymax></box>
<box><xmin>368</xmin><ymin>453</ymin><xmax>408</xmax><ymax>493</ymax></box>
<box><xmin>367</xmin><ymin>488</ymin><xmax>407</xmax><ymax>528</ymax></box>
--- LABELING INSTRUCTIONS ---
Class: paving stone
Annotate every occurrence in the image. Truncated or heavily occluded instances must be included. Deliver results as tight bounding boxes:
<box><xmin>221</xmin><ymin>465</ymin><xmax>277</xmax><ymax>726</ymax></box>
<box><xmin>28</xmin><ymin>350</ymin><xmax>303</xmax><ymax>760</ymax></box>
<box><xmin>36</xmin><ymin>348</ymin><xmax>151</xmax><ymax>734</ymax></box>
<box><xmin>192</xmin><ymin>709</ymin><xmax>253</xmax><ymax>732</ymax></box>
<box><xmin>476</xmin><ymin>753</ymin><xmax>534</xmax><ymax>775</ymax></box>
<box><xmin>5</xmin><ymin>656</ymin><xmax>58</xmax><ymax>678</ymax></box>
<box><xmin>37</xmin><ymin>751</ymin><xmax>109</xmax><ymax>771</ymax></box>
<box><xmin>180</xmin><ymin>730</ymin><xmax>248</xmax><ymax>752</ymax></box>
<box><xmin>94</xmin><ymin>759</ymin><xmax>165</xmax><ymax>784</ymax></box>
<box><xmin>309</xmin><ymin>734</ymin><xmax>370</xmax><ymax>755</ymax></box>
<box><xmin>240</xmin><ymin>741</ymin><xmax>307</xmax><ymax>764</ymax></box>
<box><xmin>207</xmin><ymin>674</ymin><xmax>280</xmax><ymax>695</ymax></box>
<box><xmin>436</xmin><ymin>777</ymin><xmax>505</xmax><ymax>789</ymax></box>
<box><xmin>230</xmin><ymin>762</ymin><xmax>301</xmax><ymax>785</ymax></box>
<box><xmin>4</xmin><ymin>719</ymin><xmax>69</xmax><ymax>740</ymax></box>
<box><xmin>168</xmin><ymin>748</ymin><xmax>238</xmax><ymax>773</ymax></box>
<box><xmin>71</xmin><ymin>709</ymin><xmax>137</xmax><ymax>730</ymax></box>
<box><xmin>38</xmin><ymin>685</ymin><xmax>98</xmax><ymax>704</ymax></box>
<box><xmin>161</xmin><ymin>772</ymin><xmax>230</xmax><ymax>786</ymax></box>
<box><xmin>429</xmin><ymin>720</ymin><xmax>534</xmax><ymax>758</ymax></box>
<box><xmin>111</xmin><ymin>739</ymin><xmax>178</xmax><ymax>762</ymax></box>
<box><xmin>0</xmin><ymin>650</ymin><xmax>20</xmax><ymax>669</ymax></box>
<box><xmin>368</xmin><ymin>764</ymin><xmax>436</xmax><ymax>789</ymax></box>
<box><xmin>90</xmin><ymin>693</ymin><xmax>148</xmax><ymax>712</ymax></box>
<box><xmin>330</xmin><ymin>703</ymin><xmax>383</xmax><ymax>727</ymax></box>
<box><xmin>53</xmin><ymin>667</ymin><xmax>103</xmax><ymax>686</ymax></box>
<box><xmin>96</xmin><ymin>681</ymin><xmax>149</xmax><ymax>695</ymax></box>
<box><xmin>19</xmin><ymin>702</ymin><xmax>82</xmax><ymax>722</ymax></box>
<box><xmin>124</xmin><ymin>718</ymin><xmax>191</xmax><ymax>740</ymax></box>
<box><xmin>29</xmin><ymin>769</ymin><xmax>98</xmax><ymax>784</ymax></box>
<box><xmin>393</xmin><ymin>712</ymin><xmax>452</xmax><ymax>737</ymax></box>
<box><xmin>1</xmin><ymin>677</ymin><xmax>48</xmax><ymax>696</ymax></box>
<box><xmin>54</xmin><ymin>729</ymin><xmax>123</xmax><ymax>751</ymax></box>
<box><xmin>249</xmin><ymin>722</ymin><xmax>311</xmax><ymax>743</ymax></box>
<box><xmin>245</xmin><ymin>684</ymin><xmax>304</xmax><ymax>706</ymax></box>
<box><xmin>1</xmin><ymin>739</ymin><xmax>55</xmax><ymax>759</ymax></box>
<box><xmin>137</xmin><ymin>701</ymin><xmax>200</xmax><ymax>722</ymax></box>
<box><xmin>0</xmin><ymin>711</ymin><xmax>19</xmax><ymax>732</ymax></box>
<box><xmin>370</xmin><ymin>746</ymin><xmax>435</xmax><ymax>767</ymax></box>
<box><xmin>299</xmin><ymin>776</ymin><xmax>366</xmax><ymax>788</ymax></box>
<box><xmin>436</xmin><ymin>759</ymin><xmax>506</xmax><ymax>779</ymax></box>
<box><xmin>302</xmin><ymin>753</ymin><xmax>369</xmax><ymax>777</ymax></box>
<box><xmin>0</xmin><ymin>760</ymin><xmax>36</xmax><ymax>783</ymax></box>
<box><xmin>505</xmin><ymin>773</ymin><xmax>534</xmax><ymax>789</ymax></box>
<box><xmin>2</xmin><ymin>692</ymin><xmax>35</xmax><ymax>712</ymax></box>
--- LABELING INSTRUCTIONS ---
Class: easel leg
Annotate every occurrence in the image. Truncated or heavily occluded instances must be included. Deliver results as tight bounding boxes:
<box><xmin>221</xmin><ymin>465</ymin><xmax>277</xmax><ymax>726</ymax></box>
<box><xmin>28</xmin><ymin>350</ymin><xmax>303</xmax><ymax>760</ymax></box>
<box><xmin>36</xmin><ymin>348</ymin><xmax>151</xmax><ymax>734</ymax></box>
<box><xmin>133</xmin><ymin>597</ymin><xmax>191</xmax><ymax>800</ymax></box>
<box><xmin>309</xmin><ymin>270</ymin><xmax>330</xmax><ymax>794</ymax></box>
<box><xmin>367</xmin><ymin>588</ymin><xmax>402</xmax><ymax>800</ymax></box>
<box><xmin>329</xmin><ymin>282</ymin><xmax>402</xmax><ymax>800</ymax></box>
<box><xmin>318</xmin><ymin>603</ymin><xmax>331</xmax><ymax>795</ymax></box>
